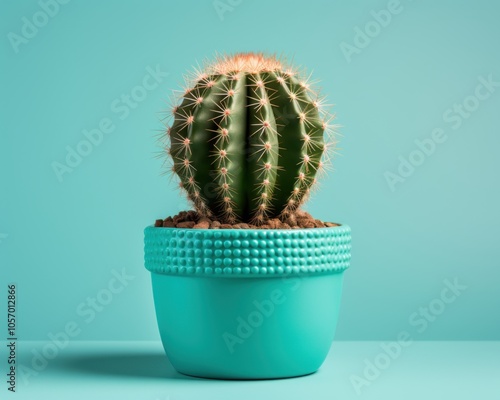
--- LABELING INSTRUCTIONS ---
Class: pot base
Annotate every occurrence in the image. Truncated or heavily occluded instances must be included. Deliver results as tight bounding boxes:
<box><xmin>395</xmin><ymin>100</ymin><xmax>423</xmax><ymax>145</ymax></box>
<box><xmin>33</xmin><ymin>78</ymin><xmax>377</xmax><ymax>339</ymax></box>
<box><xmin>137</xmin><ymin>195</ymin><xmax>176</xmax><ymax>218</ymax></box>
<box><xmin>145</xmin><ymin>225</ymin><xmax>351</xmax><ymax>380</ymax></box>
<box><xmin>177</xmin><ymin>369</ymin><xmax>317</xmax><ymax>381</ymax></box>
<box><xmin>152</xmin><ymin>273</ymin><xmax>345</xmax><ymax>380</ymax></box>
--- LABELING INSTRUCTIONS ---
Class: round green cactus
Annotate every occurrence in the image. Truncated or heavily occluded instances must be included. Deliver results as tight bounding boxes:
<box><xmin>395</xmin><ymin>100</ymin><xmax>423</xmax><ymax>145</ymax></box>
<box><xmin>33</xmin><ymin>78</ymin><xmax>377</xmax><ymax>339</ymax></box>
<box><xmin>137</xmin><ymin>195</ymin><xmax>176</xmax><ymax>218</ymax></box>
<box><xmin>165</xmin><ymin>53</ymin><xmax>335</xmax><ymax>224</ymax></box>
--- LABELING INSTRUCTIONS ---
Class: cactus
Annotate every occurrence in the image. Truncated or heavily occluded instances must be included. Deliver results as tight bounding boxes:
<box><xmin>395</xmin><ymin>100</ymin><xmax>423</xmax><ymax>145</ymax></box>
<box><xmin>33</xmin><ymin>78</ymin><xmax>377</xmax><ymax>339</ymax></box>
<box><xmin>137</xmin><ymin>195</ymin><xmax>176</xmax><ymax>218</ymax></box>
<box><xmin>165</xmin><ymin>53</ymin><xmax>335</xmax><ymax>224</ymax></box>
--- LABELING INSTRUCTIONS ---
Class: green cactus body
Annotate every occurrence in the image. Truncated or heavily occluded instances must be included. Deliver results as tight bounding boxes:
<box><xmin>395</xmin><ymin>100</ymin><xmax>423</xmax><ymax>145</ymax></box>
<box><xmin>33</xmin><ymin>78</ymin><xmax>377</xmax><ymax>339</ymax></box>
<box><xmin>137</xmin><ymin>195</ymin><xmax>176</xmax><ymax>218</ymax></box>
<box><xmin>168</xmin><ymin>54</ymin><xmax>333</xmax><ymax>224</ymax></box>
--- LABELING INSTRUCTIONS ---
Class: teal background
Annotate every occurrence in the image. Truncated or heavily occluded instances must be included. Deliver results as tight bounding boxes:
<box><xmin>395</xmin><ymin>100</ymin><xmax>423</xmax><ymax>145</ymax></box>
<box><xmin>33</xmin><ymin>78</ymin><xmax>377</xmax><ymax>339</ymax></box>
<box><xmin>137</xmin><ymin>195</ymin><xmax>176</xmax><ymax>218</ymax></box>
<box><xmin>1</xmin><ymin>0</ymin><xmax>499</xmax><ymax>342</ymax></box>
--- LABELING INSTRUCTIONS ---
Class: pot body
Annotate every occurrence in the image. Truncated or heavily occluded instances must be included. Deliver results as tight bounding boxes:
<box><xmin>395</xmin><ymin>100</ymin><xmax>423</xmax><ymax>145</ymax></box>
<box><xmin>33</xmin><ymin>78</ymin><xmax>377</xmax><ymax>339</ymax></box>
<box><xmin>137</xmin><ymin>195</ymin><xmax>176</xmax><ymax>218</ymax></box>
<box><xmin>145</xmin><ymin>225</ymin><xmax>351</xmax><ymax>379</ymax></box>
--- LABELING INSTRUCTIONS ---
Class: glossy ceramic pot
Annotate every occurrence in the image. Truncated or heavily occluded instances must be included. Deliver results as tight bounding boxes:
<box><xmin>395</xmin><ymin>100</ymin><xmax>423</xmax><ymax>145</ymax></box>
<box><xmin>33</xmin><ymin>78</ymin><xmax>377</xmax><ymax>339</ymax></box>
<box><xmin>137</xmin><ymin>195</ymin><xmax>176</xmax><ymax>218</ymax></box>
<box><xmin>144</xmin><ymin>225</ymin><xmax>351</xmax><ymax>379</ymax></box>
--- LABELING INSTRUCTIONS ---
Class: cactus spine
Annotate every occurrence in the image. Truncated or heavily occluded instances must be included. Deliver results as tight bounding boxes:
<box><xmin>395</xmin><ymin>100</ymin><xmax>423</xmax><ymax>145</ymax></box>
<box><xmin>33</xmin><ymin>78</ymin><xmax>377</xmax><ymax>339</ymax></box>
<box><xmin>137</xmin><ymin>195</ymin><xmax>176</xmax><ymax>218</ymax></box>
<box><xmin>166</xmin><ymin>53</ymin><xmax>334</xmax><ymax>224</ymax></box>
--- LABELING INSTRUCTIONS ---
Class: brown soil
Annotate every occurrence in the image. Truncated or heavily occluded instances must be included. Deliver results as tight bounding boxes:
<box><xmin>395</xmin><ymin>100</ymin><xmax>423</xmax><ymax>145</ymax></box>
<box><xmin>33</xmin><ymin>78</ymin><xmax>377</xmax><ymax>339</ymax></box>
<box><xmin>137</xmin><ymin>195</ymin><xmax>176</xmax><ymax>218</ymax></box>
<box><xmin>154</xmin><ymin>210</ymin><xmax>338</xmax><ymax>229</ymax></box>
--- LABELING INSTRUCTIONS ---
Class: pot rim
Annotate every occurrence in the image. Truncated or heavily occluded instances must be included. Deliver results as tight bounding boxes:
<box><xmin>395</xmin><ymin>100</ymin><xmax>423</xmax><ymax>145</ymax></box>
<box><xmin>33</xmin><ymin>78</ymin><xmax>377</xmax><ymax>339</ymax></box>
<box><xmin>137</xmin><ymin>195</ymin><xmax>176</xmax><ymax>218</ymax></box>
<box><xmin>144</xmin><ymin>224</ymin><xmax>351</xmax><ymax>278</ymax></box>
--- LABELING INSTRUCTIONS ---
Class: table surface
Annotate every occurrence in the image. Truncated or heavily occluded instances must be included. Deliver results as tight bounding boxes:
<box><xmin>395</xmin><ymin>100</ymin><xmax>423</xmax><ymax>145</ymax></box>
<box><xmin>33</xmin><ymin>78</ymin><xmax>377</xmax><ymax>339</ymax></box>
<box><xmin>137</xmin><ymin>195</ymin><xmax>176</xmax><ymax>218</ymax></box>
<box><xmin>11</xmin><ymin>341</ymin><xmax>500</xmax><ymax>400</ymax></box>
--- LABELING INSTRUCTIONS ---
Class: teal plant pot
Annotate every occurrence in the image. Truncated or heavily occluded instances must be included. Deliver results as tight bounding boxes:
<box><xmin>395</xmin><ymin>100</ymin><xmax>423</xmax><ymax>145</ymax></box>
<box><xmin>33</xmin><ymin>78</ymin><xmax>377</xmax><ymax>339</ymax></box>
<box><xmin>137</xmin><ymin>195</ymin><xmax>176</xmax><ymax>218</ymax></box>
<box><xmin>144</xmin><ymin>225</ymin><xmax>351</xmax><ymax>379</ymax></box>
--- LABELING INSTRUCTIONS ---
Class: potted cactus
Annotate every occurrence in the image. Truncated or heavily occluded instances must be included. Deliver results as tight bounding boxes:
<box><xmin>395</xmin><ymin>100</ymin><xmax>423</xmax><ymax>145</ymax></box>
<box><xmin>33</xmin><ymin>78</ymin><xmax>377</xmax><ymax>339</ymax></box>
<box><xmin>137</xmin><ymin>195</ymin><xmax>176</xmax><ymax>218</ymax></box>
<box><xmin>145</xmin><ymin>53</ymin><xmax>351</xmax><ymax>379</ymax></box>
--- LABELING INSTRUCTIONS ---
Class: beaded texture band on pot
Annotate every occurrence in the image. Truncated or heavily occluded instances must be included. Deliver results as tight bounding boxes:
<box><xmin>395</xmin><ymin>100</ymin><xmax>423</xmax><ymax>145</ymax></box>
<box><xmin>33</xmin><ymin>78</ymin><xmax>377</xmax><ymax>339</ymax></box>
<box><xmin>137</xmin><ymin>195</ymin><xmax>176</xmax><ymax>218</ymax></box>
<box><xmin>144</xmin><ymin>225</ymin><xmax>351</xmax><ymax>277</ymax></box>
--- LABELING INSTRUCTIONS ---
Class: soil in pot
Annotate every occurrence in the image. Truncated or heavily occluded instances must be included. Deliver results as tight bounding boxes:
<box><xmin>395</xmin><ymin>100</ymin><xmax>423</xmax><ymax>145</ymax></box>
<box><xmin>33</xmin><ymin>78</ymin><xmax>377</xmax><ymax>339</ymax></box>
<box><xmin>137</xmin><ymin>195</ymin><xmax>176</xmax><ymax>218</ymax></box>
<box><xmin>154</xmin><ymin>210</ymin><xmax>339</xmax><ymax>230</ymax></box>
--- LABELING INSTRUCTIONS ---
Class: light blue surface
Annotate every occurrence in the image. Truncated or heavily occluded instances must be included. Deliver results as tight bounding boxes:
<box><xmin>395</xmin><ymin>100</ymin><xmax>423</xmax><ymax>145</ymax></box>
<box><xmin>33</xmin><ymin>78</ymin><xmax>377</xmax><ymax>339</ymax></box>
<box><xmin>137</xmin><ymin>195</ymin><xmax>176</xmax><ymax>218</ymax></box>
<box><xmin>1</xmin><ymin>0</ymin><xmax>499</xmax><ymax>343</ymax></box>
<box><xmin>15</xmin><ymin>340</ymin><xmax>500</xmax><ymax>399</ymax></box>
